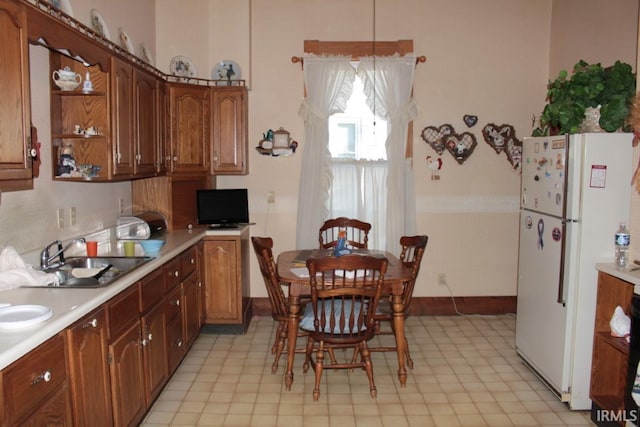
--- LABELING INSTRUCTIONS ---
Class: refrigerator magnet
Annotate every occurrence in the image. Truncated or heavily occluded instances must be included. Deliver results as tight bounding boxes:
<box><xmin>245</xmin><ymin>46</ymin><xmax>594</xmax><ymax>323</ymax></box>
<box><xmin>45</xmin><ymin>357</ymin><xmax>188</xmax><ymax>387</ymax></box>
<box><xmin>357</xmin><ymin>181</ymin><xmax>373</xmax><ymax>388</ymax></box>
<box><xmin>525</xmin><ymin>216</ymin><xmax>532</xmax><ymax>229</ymax></box>
<box><xmin>537</xmin><ymin>219</ymin><xmax>544</xmax><ymax>249</ymax></box>
<box><xmin>552</xmin><ymin>227</ymin><xmax>561</xmax><ymax>242</ymax></box>
<box><xmin>589</xmin><ymin>165</ymin><xmax>607</xmax><ymax>188</ymax></box>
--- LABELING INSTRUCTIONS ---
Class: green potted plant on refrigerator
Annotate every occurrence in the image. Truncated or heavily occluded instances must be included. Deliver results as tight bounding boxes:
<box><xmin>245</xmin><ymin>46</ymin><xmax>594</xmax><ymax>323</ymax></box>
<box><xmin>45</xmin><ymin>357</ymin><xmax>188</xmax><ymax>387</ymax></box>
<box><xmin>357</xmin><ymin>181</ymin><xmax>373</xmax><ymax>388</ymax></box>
<box><xmin>532</xmin><ymin>60</ymin><xmax>636</xmax><ymax>136</ymax></box>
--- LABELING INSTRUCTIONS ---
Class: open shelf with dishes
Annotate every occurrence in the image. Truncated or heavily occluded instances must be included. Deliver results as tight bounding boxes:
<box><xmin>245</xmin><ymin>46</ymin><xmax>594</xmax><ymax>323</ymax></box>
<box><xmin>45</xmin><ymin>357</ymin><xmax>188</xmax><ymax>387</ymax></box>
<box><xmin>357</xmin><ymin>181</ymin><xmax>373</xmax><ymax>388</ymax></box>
<box><xmin>49</xmin><ymin>52</ymin><xmax>111</xmax><ymax>181</ymax></box>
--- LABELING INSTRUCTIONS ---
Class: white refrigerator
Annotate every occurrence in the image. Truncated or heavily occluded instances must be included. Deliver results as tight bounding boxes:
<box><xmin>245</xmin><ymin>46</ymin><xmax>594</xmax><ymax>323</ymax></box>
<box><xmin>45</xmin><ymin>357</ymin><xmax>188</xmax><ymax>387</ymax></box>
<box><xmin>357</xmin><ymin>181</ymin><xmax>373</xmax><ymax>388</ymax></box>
<box><xmin>516</xmin><ymin>133</ymin><xmax>632</xmax><ymax>410</ymax></box>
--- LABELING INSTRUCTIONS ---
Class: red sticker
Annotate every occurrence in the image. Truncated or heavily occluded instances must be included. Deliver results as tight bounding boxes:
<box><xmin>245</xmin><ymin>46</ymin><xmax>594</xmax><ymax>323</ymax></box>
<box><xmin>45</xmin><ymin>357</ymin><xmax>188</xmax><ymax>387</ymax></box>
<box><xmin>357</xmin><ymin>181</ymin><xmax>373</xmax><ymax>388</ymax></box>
<box><xmin>552</xmin><ymin>227</ymin><xmax>561</xmax><ymax>242</ymax></box>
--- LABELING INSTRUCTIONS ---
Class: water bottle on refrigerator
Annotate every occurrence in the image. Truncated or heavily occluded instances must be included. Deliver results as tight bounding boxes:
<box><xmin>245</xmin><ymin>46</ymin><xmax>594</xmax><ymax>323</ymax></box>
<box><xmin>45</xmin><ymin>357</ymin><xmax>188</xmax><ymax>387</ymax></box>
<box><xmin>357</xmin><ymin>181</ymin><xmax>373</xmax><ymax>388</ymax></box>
<box><xmin>615</xmin><ymin>222</ymin><xmax>630</xmax><ymax>268</ymax></box>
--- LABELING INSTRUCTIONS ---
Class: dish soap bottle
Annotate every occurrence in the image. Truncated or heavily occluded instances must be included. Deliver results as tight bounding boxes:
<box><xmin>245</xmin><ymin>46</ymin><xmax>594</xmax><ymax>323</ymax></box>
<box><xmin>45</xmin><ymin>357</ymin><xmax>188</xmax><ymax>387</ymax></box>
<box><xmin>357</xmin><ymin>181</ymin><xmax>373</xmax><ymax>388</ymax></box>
<box><xmin>615</xmin><ymin>222</ymin><xmax>630</xmax><ymax>268</ymax></box>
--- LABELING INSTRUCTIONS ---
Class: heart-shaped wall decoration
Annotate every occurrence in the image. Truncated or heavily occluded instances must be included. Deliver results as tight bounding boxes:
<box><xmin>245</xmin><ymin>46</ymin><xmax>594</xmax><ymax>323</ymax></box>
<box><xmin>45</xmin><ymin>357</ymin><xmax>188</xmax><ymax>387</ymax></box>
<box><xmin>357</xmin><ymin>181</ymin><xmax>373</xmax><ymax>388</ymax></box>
<box><xmin>443</xmin><ymin>132</ymin><xmax>477</xmax><ymax>164</ymax></box>
<box><xmin>482</xmin><ymin>123</ymin><xmax>523</xmax><ymax>172</ymax></box>
<box><xmin>463</xmin><ymin>114</ymin><xmax>478</xmax><ymax>128</ymax></box>
<box><xmin>421</xmin><ymin>124</ymin><xmax>454</xmax><ymax>155</ymax></box>
<box><xmin>481</xmin><ymin>123</ymin><xmax>514</xmax><ymax>154</ymax></box>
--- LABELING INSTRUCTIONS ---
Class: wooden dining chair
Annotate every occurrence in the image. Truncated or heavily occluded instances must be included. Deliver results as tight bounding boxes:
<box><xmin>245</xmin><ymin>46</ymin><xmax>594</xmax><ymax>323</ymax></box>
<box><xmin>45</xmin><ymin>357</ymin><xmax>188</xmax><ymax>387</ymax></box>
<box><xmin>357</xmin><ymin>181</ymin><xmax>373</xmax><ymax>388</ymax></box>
<box><xmin>366</xmin><ymin>235</ymin><xmax>428</xmax><ymax>369</ymax></box>
<box><xmin>318</xmin><ymin>217</ymin><xmax>372</xmax><ymax>250</ymax></box>
<box><xmin>251</xmin><ymin>236</ymin><xmax>308</xmax><ymax>373</ymax></box>
<box><xmin>300</xmin><ymin>254</ymin><xmax>388</xmax><ymax>401</ymax></box>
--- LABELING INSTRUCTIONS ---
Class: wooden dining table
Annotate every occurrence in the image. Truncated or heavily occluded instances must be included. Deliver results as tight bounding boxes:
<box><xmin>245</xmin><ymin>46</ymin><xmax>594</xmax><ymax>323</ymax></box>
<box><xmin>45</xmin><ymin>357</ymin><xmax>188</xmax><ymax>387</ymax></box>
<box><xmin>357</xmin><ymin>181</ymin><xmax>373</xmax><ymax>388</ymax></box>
<box><xmin>277</xmin><ymin>248</ymin><xmax>414</xmax><ymax>390</ymax></box>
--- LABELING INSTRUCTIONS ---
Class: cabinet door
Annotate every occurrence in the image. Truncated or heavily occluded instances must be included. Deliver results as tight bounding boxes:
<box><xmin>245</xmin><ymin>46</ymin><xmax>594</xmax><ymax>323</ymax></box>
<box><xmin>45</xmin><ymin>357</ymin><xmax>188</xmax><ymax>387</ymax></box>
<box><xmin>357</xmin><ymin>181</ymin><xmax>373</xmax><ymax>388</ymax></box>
<box><xmin>211</xmin><ymin>86</ymin><xmax>247</xmax><ymax>175</ymax></box>
<box><xmin>109</xmin><ymin>321</ymin><xmax>146</xmax><ymax>427</ymax></box>
<box><xmin>203</xmin><ymin>239</ymin><xmax>240</xmax><ymax>322</ymax></box>
<box><xmin>18</xmin><ymin>385</ymin><xmax>72</xmax><ymax>427</ymax></box>
<box><xmin>0</xmin><ymin>0</ymin><xmax>33</xmax><ymax>190</ymax></box>
<box><xmin>182</xmin><ymin>272</ymin><xmax>201</xmax><ymax>350</ymax></box>
<box><xmin>141</xmin><ymin>301</ymin><xmax>168</xmax><ymax>405</ymax></box>
<box><xmin>134</xmin><ymin>69</ymin><xmax>159</xmax><ymax>176</ymax></box>
<box><xmin>66</xmin><ymin>308</ymin><xmax>113</xmax><ymax>427</ymax></box>
<box><xmin>166</xmin><ymin>302</ymin><xmax>184</xmax><ymax>375</ymax></box>
<box><xmin>111</xmin><ymin>57</ymin><xmax>135</xmax><ymax>176</ymax></box>
<box><xmin>2</xmin><ymin>334</ymin><xmax>70</xmax><ymax>424</ymax></box>
<box><xmin>168</xmin><ymin>84</ymin><xmax>209</xmax><ymax>174</ymax></box>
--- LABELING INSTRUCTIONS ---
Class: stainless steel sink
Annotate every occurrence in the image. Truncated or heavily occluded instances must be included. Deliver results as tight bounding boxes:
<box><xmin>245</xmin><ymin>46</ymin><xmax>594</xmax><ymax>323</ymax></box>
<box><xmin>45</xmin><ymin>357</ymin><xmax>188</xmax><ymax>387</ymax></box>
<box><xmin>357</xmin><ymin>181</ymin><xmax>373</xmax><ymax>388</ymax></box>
<box><xmin>39</xmin><ymin>256</ymin><xmax>153</xmax><ymax>288</ymax></box>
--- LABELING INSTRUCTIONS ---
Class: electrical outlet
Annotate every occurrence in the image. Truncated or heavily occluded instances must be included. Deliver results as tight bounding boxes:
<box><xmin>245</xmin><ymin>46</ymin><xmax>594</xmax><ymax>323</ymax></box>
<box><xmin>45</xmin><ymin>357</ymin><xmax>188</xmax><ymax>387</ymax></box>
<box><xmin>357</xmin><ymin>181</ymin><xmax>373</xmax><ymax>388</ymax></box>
<box><xmin>438</xmin><ymin>273</ymin><xmax>447</xmax><ymax>286</ymax></box>
<box><xmin>69</xmin><ymin>207</ymin><xmax>77</xmax><ymax>226</ymax></box>
<box><xmin>119</xmin><ymin>198</ymin><xmax>125</xmax><ymax>214</ymax></box>
<box><xmin>267</xmin><ymin>191</ymin><xmax>275</xmax><ymax>204</ymax></box>
<box><xmin>57</xmin><ymin>208</ymin><xmax>65</xmax><ymax>229</ymax></box>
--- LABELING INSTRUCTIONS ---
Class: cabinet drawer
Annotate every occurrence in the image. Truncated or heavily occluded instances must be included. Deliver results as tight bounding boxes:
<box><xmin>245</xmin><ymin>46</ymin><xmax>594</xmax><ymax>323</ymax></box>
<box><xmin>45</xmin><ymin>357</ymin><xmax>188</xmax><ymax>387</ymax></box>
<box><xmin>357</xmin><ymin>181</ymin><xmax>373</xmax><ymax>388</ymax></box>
<box><xmin>165</xmin><ymin>257</ymin><xmax>181</xmax><ymax>292</ymax></box>
<box><xmin>3</xmin><ymin>334</ymin><xmax>67</xmax><ymax>422</ymax></box>
<box><xmin>107</xmin><ymin>285</ymin><xmax>141</xmax><ymax>340</ymax></box>
<box><xmin>181</xmin><ymin>246</ymin><xmax>197</xmax><ymax>278</ymax></box>
<box><xmin>139</xmin><ymin>267</ymin><xmax>166</xmax><ymax>313</ymax></box>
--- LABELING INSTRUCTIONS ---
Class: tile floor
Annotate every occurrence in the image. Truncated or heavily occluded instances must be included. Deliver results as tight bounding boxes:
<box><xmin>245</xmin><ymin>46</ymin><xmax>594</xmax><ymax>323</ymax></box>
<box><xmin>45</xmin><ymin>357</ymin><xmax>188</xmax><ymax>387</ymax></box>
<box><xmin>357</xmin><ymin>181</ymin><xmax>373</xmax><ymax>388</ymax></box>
<box><xmin>141</xmin><ymin>314</ymin><xmax>594</xmax><ymax>426</ymax></box>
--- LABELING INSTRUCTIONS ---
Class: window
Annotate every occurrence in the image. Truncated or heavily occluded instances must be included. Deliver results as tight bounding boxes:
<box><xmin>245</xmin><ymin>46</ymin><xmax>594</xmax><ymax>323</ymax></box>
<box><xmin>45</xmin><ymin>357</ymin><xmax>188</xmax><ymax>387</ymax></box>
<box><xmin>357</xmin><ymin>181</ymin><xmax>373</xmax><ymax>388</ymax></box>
<box><xmin>329</xmin><ymin>74</ymin><xmax>387</xmax><ymax>161</ymax></box>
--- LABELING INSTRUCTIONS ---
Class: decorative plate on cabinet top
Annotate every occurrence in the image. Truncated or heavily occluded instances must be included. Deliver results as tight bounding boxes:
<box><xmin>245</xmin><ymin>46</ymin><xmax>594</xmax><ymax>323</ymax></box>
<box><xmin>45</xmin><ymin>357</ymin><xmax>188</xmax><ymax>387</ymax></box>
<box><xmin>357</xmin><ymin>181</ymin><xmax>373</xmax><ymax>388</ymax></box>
<box><xmin>213</xmin><ymin>60</ymin><xmax>241</xmax><ymax>81</ymax></box>
<box><xmin>118</xmin><ymin>28</ymin><xmax>135</xmax><ymax>55</ymax></box>
<box><xmin>48</xmin><ymin>0</ymin><xmax>74</xmax><ymax>17</ymax></box>
<box><xmin>140</xmin><ymin>43</ymin><xmax>154</xmax><ymax>65</ymax></box>
<box><xmin>90</xmin><ymin>9</ymin><xmax>111</xmax><ymax>40</ymax></box>
<box><xmin>170</xmin><ymin>56</ymin><xmax>197</xmax><ymax>78</ymax></box>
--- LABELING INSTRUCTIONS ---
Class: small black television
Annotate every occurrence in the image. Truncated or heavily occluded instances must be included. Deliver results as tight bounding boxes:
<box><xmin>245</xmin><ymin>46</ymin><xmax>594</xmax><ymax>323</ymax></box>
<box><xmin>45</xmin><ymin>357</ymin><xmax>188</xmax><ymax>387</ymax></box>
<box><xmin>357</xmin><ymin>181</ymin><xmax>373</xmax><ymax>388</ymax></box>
<box><xmin>196</xmin><ymin>188</ymin><xmax>250</xmax><ymax>228</ymax></box>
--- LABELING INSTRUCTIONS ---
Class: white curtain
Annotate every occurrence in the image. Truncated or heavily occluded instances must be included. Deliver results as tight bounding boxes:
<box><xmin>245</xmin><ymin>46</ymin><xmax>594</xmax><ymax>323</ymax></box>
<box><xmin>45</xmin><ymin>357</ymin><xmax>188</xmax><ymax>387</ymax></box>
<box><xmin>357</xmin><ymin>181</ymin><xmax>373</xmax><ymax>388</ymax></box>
<box><xmin>295</xmin><ymin>55</ymin><xmax>356</xmax><ymax>249</ymax></box>
<box><xmin>358</xmin><ymin>55</ymin><xmax>419</xmax><ymax>253</ymax></box>
<box><xmin>329</xmin><ymin>159</ymin><xmax>387</xmax><ymax>250</ymax></box>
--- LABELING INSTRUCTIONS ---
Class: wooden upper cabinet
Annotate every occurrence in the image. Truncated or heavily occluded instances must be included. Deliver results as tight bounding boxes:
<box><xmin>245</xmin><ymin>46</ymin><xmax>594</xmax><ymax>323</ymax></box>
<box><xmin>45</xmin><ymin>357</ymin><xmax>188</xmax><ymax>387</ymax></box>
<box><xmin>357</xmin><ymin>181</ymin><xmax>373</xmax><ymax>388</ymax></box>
<box><xmin>168</xmin><ymin>84</ymin><xmax>210</xmax><ymax>175</ymax></box>
<box><xmin>211</xmin><ymin>86</ymin><xmax>248</xmax><ymax>175</ymax></box>
<box><xmin>134</xmin><ymin>69</ymin><xmax>159</xmax><ymax>176</ymax></box>
<box><xmin>111</xmin><ymin>57</ymin><xmax>135</xmax><ymax>176</ymax></box>
<box><xmin>0</xmin><ymin>0</ymin><xmax>33</xmax><ymax>191</ymax></box>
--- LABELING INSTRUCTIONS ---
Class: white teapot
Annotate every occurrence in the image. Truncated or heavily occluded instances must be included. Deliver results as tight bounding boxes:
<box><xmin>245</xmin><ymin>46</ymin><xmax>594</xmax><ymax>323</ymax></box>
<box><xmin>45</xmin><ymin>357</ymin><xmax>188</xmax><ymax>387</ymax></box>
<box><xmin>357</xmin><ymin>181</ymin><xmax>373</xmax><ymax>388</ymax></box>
<box><xmin>52</xmin><ymin>66</ymin><xmax>81</xmax><ymax>91</ymax></box>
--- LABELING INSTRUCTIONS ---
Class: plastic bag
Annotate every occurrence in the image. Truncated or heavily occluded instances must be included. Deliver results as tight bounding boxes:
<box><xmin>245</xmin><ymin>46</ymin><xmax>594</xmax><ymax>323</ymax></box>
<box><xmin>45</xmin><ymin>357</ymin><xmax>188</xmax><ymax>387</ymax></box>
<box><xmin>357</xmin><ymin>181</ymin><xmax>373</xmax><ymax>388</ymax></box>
<box><xmin>609</xmin><ymin>305</ymin><xmax>631</xmax><ymax>338</ymax></box>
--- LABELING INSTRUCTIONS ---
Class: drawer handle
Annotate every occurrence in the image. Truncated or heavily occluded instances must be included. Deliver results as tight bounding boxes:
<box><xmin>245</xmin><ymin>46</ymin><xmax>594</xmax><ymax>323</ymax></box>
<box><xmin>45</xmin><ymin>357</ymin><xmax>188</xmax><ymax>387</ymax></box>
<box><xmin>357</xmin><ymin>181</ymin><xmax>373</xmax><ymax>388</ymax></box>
<box><xmin>177</xmin><ymin>339</ymin><xmax>183</xmax><ymax>348</ymax></box>
<box><xmin>141</xmin><ymin>338</ymin><xmax>149</xmax><ymax>346</ymax></box>
<box><xmin>82</xmin><ymin>318</ymin><xmax>98</xmax><ymax>328</ymax></box>
<box><xmin>147</xmin><ymin>333</ymin><xmax>153</xmax><ymax>341</ymax></box>
<box><xmin>32</xmin><ymin>370</ymin><xmax>52</xmax><ymax>385</ymax></box>
<box><xmin>170</xmin><ymin>299</ymin><xmax>180</xmax><ymax>306</ymax></box>
<box><xmin>190</xmin><ymin>258</ymin><xmax>195</xmax><ymax>265</ymax></box>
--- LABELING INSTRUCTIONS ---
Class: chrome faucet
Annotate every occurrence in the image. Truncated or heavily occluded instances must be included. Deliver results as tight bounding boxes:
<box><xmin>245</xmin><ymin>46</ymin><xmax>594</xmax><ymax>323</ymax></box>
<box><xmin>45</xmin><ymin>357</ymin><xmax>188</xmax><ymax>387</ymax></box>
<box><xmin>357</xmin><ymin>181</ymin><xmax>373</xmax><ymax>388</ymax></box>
<box><xmin>40</xmin><ymin>238</ymin><xmax>86</xmax><ymax>269</ymax></box>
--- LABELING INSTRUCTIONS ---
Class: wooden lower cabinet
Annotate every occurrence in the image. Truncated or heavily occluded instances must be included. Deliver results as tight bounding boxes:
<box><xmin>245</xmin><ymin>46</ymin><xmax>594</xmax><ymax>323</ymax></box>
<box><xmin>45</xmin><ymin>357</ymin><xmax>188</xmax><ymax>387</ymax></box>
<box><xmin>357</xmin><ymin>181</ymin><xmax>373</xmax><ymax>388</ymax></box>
<box><xmin>109</xmin><ymin>319</ymin><xmax>146</xmax><ymax>427</ymax></box>
<box><xmin>0</xmin><ymin>244</ymin><xmax>202</xmax><ymax>426</ymax></box>
<box><xmin>66</xmin><ymin>307</ymin><xmax>113</xmax><ymax>427</ymax></box>
<box><xmin>141</xmin><ymin>300</ymin><xmax>168</xmax><ymax>405</ymax></box>
<box><xmin>202</xmin><ymin>229</ymin><xmax>252</xmax><ymax>332</ymax></box>
<box><xmin>182</xmin><ymin>271</ymin><xmax>201</xmax><ymax>349</ymax></box>
<box><xmin>590</xmin><ymin>271</ymin><xmax>634</xmax><ymax>425</ymax></box>
<box><xmin>1</xmin><ymin>334</ymin><xmax>72</xmax><ymax>426</ymax></box>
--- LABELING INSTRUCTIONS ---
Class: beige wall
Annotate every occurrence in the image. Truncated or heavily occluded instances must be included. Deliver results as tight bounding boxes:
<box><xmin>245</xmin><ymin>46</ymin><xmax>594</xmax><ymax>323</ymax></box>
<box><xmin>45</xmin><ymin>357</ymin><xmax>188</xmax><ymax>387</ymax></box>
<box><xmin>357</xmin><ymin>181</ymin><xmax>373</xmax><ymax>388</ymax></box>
<box><xmin>156</xmin><ymin>0</ymin><xmax>554</xmax><ymax>299</ymax></box>
<box><xmin>549</xmin><ymin>0</ymin><xmax>638</xmax><ymax>78</ymax></box>
<box><xmin>0</xmin><ymin>0</ymin><xmax>636</xmax><ymax>302</ymax></box>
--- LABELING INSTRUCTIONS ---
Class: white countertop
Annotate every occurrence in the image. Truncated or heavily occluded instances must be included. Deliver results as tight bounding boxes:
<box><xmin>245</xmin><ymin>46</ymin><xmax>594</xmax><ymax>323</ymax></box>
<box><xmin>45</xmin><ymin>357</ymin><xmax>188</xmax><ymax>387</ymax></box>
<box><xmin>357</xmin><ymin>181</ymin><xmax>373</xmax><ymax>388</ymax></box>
<box><xmin>0</xmin><ymin>228</ymin><xmax>208</xmax><ymax>370</ymax></box>
<box><xmin>596</xmin><ymin>262</ymin><xmax>640</xmax><ymax>294</ymax></box>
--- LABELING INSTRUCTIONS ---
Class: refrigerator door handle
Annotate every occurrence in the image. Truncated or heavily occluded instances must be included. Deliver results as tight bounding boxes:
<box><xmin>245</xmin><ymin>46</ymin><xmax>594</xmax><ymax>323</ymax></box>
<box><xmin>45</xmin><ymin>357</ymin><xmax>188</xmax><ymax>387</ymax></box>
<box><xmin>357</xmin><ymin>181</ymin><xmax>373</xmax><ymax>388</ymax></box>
<box><xmin>557</xmin><ymin>219</ymin><xmax>576</xmax><ymax>304</ymax></box>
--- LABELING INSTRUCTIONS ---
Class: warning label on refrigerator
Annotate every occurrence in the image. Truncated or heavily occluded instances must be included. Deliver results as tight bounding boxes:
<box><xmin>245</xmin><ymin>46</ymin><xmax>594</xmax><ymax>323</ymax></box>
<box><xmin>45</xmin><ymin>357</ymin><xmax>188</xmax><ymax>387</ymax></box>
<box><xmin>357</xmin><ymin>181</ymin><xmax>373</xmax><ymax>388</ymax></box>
<box><xmin>589</xmin><ymin>165</ymin><xmax>607</xmax><ymax>188</ymax></box>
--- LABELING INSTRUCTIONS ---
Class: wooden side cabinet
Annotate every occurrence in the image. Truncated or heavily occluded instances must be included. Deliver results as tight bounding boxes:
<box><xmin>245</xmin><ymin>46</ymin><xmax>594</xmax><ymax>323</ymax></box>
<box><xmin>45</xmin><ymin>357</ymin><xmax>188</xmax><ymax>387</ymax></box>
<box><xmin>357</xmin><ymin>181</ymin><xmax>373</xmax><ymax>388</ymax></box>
<box><xmin>590</xmin><ymin>271</ymin><xmax>634</xmax><ymax>424</ymax></box>
<box><xmin>0</xmin><ymin>0</ymin><xmax>33</xmax><ymax>191</ymax></box>
<box><xmin>202</xmin><ymin>228</ymin><xmax>252</xmax><ymax>333</ymax></box>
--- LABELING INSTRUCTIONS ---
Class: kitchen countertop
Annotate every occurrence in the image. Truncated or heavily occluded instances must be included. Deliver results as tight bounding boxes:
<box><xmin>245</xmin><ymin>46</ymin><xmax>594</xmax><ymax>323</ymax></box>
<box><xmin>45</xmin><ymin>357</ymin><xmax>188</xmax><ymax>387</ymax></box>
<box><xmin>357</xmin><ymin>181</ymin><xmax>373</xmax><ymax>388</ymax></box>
<box><xmin>596</xmin><ymin>262</ymin><xmax>640</xmax><ymax>294</ymax></box>
<box><xmin>0</xmin><ymin>228</ymin><xmax>211</xmax><ymax>370</ymax></box>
